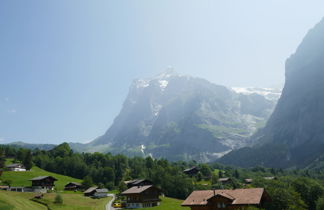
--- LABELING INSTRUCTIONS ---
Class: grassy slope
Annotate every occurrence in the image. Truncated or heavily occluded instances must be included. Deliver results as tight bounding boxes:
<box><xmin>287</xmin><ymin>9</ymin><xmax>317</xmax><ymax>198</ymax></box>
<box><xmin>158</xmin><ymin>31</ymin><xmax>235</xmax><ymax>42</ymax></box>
<box><xmin>1</xmin><ymin>166</ymin><xmax>82</xmax><ymax>191</ymax></box>
<box><xmin>140</xmin><ymin>197</ymin><xmax>189</xmax><ymax>210</ymax></box>
<box><xmin>0</xmin><ymin>191</ymin><xmax>46</xmax><ymax>210</ymax></box>
<box><xmin>40</xmin><ymin>193</ymin><xmax>111</xmax><ymax>210</ymax></box>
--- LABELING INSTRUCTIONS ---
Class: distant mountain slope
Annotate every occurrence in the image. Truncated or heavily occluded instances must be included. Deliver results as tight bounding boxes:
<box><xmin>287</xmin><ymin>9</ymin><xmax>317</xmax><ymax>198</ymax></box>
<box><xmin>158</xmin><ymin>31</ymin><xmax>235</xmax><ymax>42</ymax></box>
<box><xmin>8</xmin><ymin>141</ymin><xmax>56</xmax><ymax>151</ymax></box>
<box><xmin>220</xmin><ymin>18</ymin><xmax>324</xmax><ymax>168</ymax></box>
<box><xmin>76</xmin><ymin>70</ymin><xmax>279</xmax><ymax>162</ymax></box>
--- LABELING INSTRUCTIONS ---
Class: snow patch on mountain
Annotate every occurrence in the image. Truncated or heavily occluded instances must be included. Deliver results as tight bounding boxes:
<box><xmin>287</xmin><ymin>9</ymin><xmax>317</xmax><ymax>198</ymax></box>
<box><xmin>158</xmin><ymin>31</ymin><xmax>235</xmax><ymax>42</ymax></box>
<box><xmin>231</xmin><ymin>87</ymin><xmax>281</xmax><ymax>101</ymax></box>
<box><xmin>159</xmin><ymin>80</ymin><xmax>169</xmax><ymax>91</ymax></box>
<box><xmin>136</xmin><ymin>79</ymin><xmax>150</xmax><ymax>88</ymax></box>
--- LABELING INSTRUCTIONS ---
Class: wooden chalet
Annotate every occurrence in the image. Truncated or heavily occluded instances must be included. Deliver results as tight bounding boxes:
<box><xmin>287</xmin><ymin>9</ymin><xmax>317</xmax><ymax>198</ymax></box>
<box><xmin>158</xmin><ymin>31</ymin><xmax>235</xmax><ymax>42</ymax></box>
<box><xmin>183</xmin><ymin>166</ymin><xmax>199</xmax><ymax>176</ymax></box>
<box><xmin>84</xmin><ymin>186</ymin><xmax>108</xmax><ymax>197</ymax></box>
<box><xmin>218</xmin><ymin>177</ymin><xmax>231</xmax><ymax>185</ymax></box>
<box><xmin>264</xmin><ymin>176</ymin><xmax>277</xmax><ymax>180</ymax></box>
<box><xmin>121</xmin><ymin>185</ymin><xmax>161</xmax><ymax>208</ymax></box>
<box><xmin>244</xmin><ymin>179</ymin><xmax>253</xmax><ymax>184</ymax></box>
<box><xmin>124</xmin><ymin>179</ymin><xmax>153</xmax><ymax>188</ymax></box>
<box><xmin>6</xmin><ymin>163</ymin><xmax>26</xmax><ymax>172</ymax></box>
<box><xmin>84</xmin><ymin>186</ymin><xmax>98</xmax><ymax>196</ymax></box>
<box><xmin>30</xmin><ymin>176</ymin><xmax>57</xmax><ymax>190</ymax></box>
<box><xmin>64</xmin><ymin>182</ymin><xmax>82</xmax><ymax>191</ymax></box>
<box><xmin>182</xmin><ymin>188</ymin><xmax>271</xmax><ymax>210</ymax></box>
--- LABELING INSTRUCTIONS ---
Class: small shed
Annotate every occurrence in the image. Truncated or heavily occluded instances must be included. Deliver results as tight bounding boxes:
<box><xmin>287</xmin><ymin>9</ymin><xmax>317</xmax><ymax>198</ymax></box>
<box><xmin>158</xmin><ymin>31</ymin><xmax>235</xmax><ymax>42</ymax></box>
<box><xmin>244</xmin><ymin>178</ymin><xmax>253</xmax><ymax>184</ymax></box>
<box><xmin>183</xmin><ymin>166</ymin><xmax>199</xmax><ymax>176</ymax></box>
<box><xmin>218</xmin><ymin>177</ymin><xmax>231</xmax><ymax>184</ymax></box>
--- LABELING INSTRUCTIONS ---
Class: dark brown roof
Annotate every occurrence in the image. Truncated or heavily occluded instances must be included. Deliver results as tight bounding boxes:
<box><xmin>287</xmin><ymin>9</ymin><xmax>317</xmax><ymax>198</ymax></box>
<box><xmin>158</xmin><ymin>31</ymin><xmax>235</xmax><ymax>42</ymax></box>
<box><xmin>183</xmin><ymin>166</ymin><xmax>198</xmax><ymax>172</ymax></box>
<box><xmin>65</xmin><ymin>182</ymin><xmax>82</xmax><ymax>186</ymax></box>
<box><xmin>182</xmin><ymin>188</ymin><xmax>266</xmax><ymax>206</ymax></box>
<box><xmin>29</xmin><ymin>176</ymin><xmax>57</xmax><ymax>181</ymax></box>
<box><xmin>121</xmin><ymin>185</ymin><xmax>159</xmax><ymax>195</ymax></box>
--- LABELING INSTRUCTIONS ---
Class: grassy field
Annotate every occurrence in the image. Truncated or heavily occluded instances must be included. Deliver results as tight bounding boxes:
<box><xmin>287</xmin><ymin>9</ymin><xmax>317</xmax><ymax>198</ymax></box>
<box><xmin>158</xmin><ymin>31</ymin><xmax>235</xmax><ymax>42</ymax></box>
<box><xmin>0</xmin><ymin>191</ymin><xmax>111</xmax><ymax>210</ymax></box>
<box><xmin>39</xmin><ymin>193</ymin><xmax>111</xmax><ymax>210</ymax></box>
<box><xmin>1</xmin><ymin>164</ymin><xmax>82</xmax><ymax>190</ymax></box>
<box><xmin>140</xmin><ymin>197</ymin><xmax>189</xmax><ymax>210</ymax></box>
<box><xmin>0</xmin><ymin>191</ymin><xmax>47</xmax><ymax>210</ymax></box>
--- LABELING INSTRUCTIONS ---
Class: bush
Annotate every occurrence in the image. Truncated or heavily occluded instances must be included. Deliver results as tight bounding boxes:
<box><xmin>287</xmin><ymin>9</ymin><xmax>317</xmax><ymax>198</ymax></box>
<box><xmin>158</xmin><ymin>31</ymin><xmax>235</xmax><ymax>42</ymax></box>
<box><xmin>54</xmin><ymin>194</ymin><xmax>63</xmax><ymax>204</ymax></box>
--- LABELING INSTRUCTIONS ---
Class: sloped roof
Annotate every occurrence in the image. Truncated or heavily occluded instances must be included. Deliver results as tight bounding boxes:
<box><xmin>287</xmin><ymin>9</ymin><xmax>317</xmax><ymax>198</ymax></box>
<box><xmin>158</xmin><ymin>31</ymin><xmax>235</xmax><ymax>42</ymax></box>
<box><xmin>65</xmin><ymin>182</ymin><xmax>82</xmax><ymax>186</ymax></box>
<box><xmin>84</xmin><ymin>186</ymin><xmax>98</xmax><ymax>194</ymax></box>
<box><xmin>218</xmin><ymin>178</ymin><xmax>230</xmax><ymax>182</ymax></box>
<box><xmin>183</xmin><ymin>166</ymin><xmax>198</xmax><ymax>172</ymax></box>
<box><xmin>95</xmin><ymin>188</ymin><xmax>108</xmax><ymax>193</ymax></box>
<box><xmin>182</xmin><ymin>188</ymin><xmax>266</xmax><ymax>206</ymax></box>
<box><xmin>121</xmin><ymin>185</ymin><xmax>157</xmax><ymax>195</ymax></box>
<box><xmin>124</xmin><ymin>179</ymin><xmax>151</xmax><ymax>185</ymax></box>
<box><xmin>29</xmin><ymin>176</ymin><xmax>57</xmax><ymax>181</ymax></box>
<box><xmin>6</xmin><ymin>163</ymin><xmax>24</xmax><ymax>168</ymax></box>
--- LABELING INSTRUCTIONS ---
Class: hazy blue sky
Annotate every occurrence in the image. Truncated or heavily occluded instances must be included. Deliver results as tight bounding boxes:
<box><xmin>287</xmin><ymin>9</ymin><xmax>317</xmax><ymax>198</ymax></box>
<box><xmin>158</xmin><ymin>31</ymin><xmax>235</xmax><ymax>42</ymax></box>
<box><xmin>1</xmin><ymin>1</ymin><xmax>324</xmax><ymax>144</ymax></box>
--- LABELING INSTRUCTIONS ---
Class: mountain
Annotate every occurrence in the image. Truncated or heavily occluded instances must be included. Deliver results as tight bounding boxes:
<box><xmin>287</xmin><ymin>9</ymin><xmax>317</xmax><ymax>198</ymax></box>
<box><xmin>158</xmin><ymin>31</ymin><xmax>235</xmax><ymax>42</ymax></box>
<box><xmin>220</xmin><ymin>18</ymin><xmax>324</xmax><ymax>168</ymax></box>
<box><xmin>7</xmin><ymin>141</ymin><xmax>56</xmax><ymax>151</ymax></box>
<box><xmin>74</xmin><ymin>70</ymin><xmax>280</xmax><ymax>162</ymax></box>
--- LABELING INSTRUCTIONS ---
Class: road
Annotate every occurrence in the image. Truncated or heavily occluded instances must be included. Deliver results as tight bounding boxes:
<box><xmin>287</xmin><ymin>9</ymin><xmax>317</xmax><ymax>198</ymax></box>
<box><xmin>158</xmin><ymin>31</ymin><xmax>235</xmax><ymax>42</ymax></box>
<box><xmin>106</xmin><ymin>194</ymin><xmax>121</xmax><ymax>210</ymax></box>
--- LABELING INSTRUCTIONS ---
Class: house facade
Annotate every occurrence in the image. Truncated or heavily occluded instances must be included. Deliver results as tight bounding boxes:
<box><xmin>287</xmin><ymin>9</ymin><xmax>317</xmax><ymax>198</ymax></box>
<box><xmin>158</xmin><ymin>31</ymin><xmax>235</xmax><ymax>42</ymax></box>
<box><xmin>30</xmin><ymin>176</ymin><xmax>57</xmax><ymax>191</ymax></box>
<box><xmin>182</xmin><ymin>188</ymin><xmax>271</xmax><ymax>210</ymax></box>
<box><xmin>121</xmin><ymin>185</ymin><xmax>161</xmax><ymax>208</ymax></box>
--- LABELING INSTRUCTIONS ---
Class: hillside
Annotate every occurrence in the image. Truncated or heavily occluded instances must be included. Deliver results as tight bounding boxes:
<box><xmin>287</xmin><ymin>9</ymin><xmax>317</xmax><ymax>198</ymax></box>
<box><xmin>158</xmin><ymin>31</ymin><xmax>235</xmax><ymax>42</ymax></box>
<box><xmin>1</xmin><ymin>159</ymin><xmax>81</xmax><ymax>190</ymax></box>
<box><xmin>72</xmin><ymin>70</ymin><xmax>280</xmax><ymax>162</ymax></box>
<box><xmin>220</xmin><ymin>17</ymin><xmax>324</xmax><ymax>168</ymax></box>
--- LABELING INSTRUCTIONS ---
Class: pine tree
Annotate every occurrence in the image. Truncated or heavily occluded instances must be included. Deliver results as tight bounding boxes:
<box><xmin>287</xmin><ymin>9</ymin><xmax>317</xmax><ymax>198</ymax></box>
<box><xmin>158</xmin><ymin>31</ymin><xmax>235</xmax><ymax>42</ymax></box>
<box><xmin>23</xmin><ymin>151</ymin><xmax>33</xmax><ymax>170</ymax></box>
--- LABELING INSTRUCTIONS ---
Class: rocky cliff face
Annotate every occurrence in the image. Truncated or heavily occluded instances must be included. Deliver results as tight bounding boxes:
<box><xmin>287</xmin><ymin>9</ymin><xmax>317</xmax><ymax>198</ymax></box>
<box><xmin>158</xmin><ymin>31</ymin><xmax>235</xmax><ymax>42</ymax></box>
<box><xmin>220</xmin><ymin>18</ymin><xmax>324</xmax><ymax>168</ymax></box>
<box><xmin>81</xmin><ymin>70</ymin><xmax>279</xmax><ymax>162</ymax></box>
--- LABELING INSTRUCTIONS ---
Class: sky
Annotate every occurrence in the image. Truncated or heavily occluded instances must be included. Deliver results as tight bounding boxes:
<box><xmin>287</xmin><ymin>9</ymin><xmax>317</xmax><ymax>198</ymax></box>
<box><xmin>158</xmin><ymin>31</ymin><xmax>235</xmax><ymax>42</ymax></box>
<box><xmin>1</xmin><ymin>0</ymin><xmax>324</xmax><ymax>144</ymax></box>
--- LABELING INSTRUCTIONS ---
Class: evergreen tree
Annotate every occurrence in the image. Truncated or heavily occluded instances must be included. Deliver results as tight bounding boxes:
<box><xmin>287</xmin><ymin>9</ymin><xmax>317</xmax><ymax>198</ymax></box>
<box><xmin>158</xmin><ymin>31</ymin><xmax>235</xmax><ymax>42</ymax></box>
<box><xmin>82</xmin><ymin>176</ymin><xmax>94</xmax><ymax>189</ymax></box>
<box><xmin>0</xmin><ymin>148</ymin><xmax>5</xmax><ymax>169</ymax></box>
<box><xmin>54</xmin><ymin>193</ymin><xmax>63</xmax><ymax>204</ymax></box>
<box><xmin>23</xmin><ymin>151</ymin><xmax>33</xmax><ymax>170</ymax></box>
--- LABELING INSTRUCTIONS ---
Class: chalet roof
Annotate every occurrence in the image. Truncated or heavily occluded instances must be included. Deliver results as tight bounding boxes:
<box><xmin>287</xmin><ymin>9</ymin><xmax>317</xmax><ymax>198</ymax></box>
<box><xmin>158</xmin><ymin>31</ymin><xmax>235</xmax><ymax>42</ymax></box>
<box><xmin>124</xmin><ymin>179</ymin><xmax>151</xmax><ymax>185</ymax></box>
<box><xmin>183</xmin><ymin>166</ymin><xmax>198</xmax><ymax>172</ymax></box>
<box><xmin>65</xmin><ymin>182</ymin><xmax>82</xmax><ymax>186</ymax></box>
<box><xmin>121</xmin><ymin>185</ymin><xmax>158</xmax><ymax>195</ymax></box>
<box><xmin>29</xmin><ymin>176</ymin><xmax>57</xmax><ymax>181</ymax></box>
<box><xmin>245</xmin><ymin>179</ymin><xmax>253</xmax><ymax>183</ymax></box>
<box><xmin>264</xmin><ymin>177</ymin><xmax>276</xmax><ymax>180</ymax></box>
<box><xmin>95</xmin><ymin>188</ymin><xmax>108</xmax><ymax>193</ymax></box>
<box><xmin>182</xmin><ymin>188</ymin><xmax>266</xmax><ymax>206</ymax></box>
<box><xmin>218</xmin><ymin>178</ymin><xmax>230</xmax><ymax>182</ymax></box>
<box><xmin>84</xmin><ymin>186</ymin><xmax>98</xmax><ymax>194</ymax></box>
<box><xmin>6</xmin><ymin>163</ymin><xmax>24</xmax><ymax>168</ymax></box>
